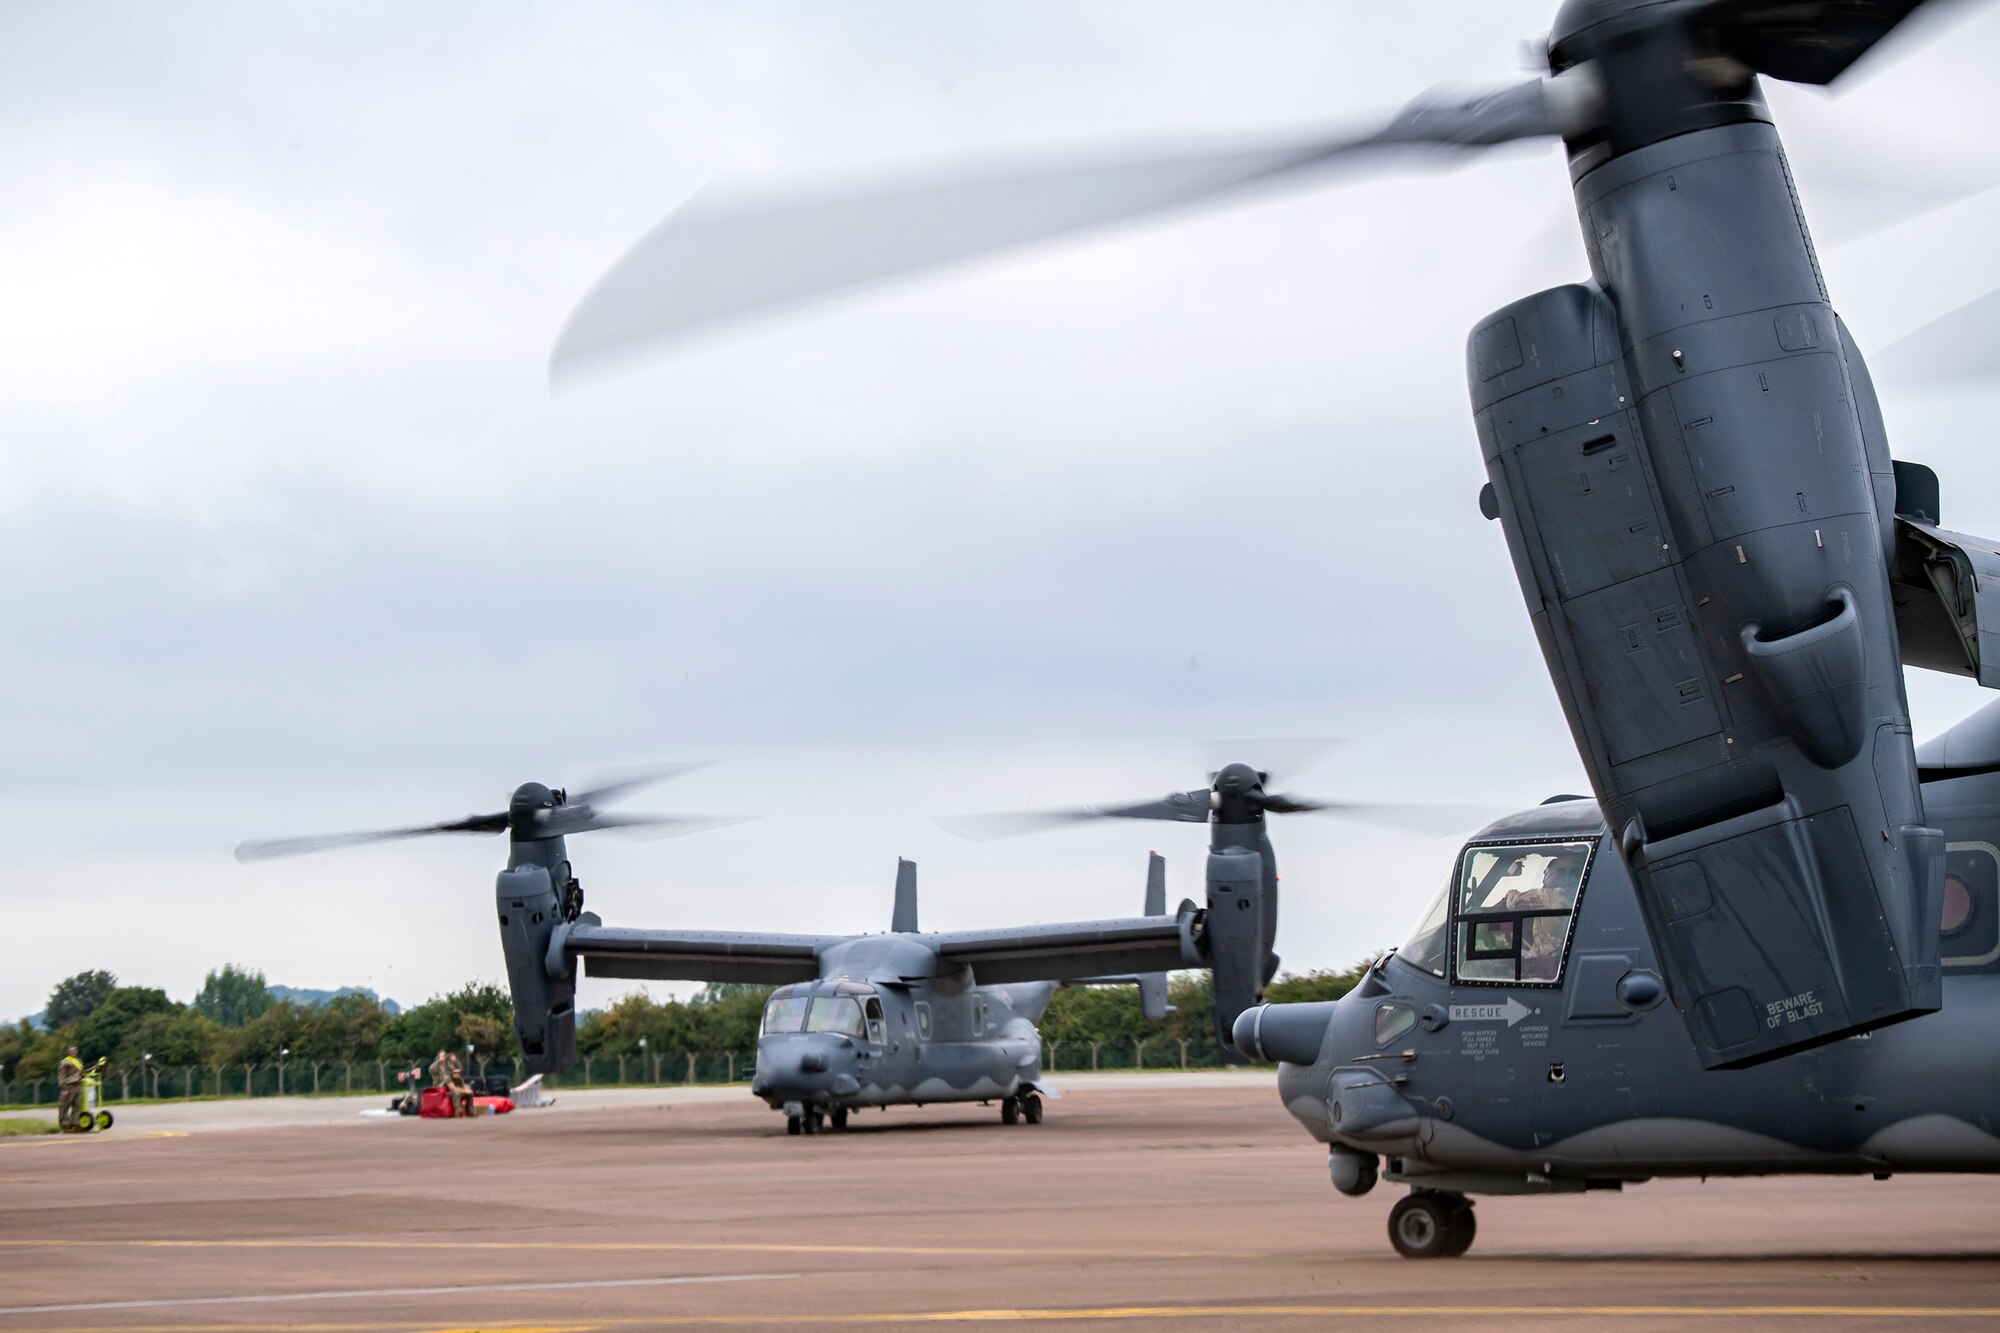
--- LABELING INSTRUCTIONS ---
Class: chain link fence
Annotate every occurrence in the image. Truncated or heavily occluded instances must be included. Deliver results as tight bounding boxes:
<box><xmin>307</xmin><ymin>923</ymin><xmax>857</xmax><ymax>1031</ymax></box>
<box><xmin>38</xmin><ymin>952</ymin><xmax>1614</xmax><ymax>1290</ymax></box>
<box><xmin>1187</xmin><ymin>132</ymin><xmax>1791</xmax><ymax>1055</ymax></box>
<box><xmin>0</xmin><ymin>1039</ymin><xmax>1225</xmax><ymax>1109</ymax></box>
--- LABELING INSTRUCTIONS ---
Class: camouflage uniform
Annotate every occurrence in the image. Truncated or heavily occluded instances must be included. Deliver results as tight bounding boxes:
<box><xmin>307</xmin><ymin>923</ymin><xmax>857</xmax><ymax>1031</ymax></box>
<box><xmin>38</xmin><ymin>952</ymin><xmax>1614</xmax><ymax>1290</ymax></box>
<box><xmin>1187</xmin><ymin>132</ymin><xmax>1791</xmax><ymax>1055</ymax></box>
<box><xmin>429</xmin><ymin>1053</ymin><xmax>474</xmax><ymax>1117</ymax></box>
<box><xmin>57</xmin><ymin>1054</ymin><xmax>84</xmax><ymax>1131</ymax></box>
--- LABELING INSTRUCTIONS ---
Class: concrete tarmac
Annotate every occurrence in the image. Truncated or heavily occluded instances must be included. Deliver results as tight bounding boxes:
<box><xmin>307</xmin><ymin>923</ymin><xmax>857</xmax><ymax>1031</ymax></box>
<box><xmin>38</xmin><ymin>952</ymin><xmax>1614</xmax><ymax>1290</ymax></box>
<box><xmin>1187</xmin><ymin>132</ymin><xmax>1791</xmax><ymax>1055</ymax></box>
<box><xmin>2</xmin><ymin>1073</ymin><xmax>1997</xmax><ymax>1332</ymax></box>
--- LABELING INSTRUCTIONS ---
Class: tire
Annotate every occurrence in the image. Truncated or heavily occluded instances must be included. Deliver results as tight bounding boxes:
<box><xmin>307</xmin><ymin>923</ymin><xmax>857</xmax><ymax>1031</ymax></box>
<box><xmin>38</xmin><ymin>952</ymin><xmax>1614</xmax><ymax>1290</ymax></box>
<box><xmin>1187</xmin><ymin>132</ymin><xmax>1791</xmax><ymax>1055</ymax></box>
<box><xmin>1001</xmin><ymin>1098</ymin><xmax>1019</xmax><ymax>1125</ymax></box>
<box><xmin>1440</xmin><ymin>1201</ymin><xmax>1477</xmax><ymax>1257</ymax></box>
<box><xmin>831</xmin><ymin>1108</ymin><xmax>848</xmax><ymax>1131</ymax></box>
<box><xmin>1387</xmin><ymin>1191</ymin><xmax>1462</xmax><ymax>1259</ymax></box>
<box><xmin>1023</xmin><ymin>1094</ymin><xmax>1043</xmax><ymax>1125</ymax></box>
<box><xmin>802</xmin><ymin>1111</ymin><xmax>819</xmax><ymax>1135</ymax></box>
<box><xmin>786</xmin><ymin>1115</ymin><xmax>801</xmax><ymax>1136</ymax></box>
<box><xmin>96</xmin><ymin>1111</ymin><xmax>113</xmax><ymax>1131</ymax></box>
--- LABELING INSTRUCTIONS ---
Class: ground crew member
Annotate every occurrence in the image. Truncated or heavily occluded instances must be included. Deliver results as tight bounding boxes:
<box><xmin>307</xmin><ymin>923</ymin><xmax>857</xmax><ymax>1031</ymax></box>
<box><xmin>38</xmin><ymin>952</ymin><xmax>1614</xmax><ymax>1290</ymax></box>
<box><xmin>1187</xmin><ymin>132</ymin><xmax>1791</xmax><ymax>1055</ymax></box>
<box><xmin>58</xmin><ymin>1046</ymin><xmax>84</xmax><ymax>1132</ymax></box>
<box><xmin>428</xmin><ymin>1049</ymin><xmax>474</xmax><ymax>1117</ymax></box>
<box><xmin>445</xmin><ymin>1051</ymin><xmax>475</xmax><ymax>1117</ymax></box>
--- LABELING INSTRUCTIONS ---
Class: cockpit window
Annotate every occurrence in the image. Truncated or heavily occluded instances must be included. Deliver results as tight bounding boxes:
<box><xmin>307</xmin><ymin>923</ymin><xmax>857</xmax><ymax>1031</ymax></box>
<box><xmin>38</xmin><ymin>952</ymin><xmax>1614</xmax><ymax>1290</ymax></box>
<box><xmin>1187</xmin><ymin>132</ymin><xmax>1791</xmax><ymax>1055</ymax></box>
<box><xmin>761</xmin><ymin>996</ymin><xmax>811</xmax><ymax>1035</ymax></box>
<box><xmin>1398</xmin><ymin>872</ymin><xmax>1452</xmax><ymax>978</ymax></box>
<box><xmin>1453</xmin><ymin>840</ymin><xmax>1591</xmax><ymax>986</ymax></box>
<box><xmin>806</xmin><ymin>996</ymin><xmax>866</xmax><ymax>1037</ymax></box>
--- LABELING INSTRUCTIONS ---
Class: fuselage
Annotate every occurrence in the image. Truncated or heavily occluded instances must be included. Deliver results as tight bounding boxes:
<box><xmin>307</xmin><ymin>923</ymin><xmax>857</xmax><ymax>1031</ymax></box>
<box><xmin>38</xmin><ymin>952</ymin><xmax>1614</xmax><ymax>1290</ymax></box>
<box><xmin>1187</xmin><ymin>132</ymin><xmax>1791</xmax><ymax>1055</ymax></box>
<box><xmin>748</xmin><ymin>935</ymin><xmax>1053</xmax><ymax>1120</ymax></box>
<box><xmin>1258</xmin><ymin>751</ymin><xmax>2000</xmax><ymax>1195</ymax></box>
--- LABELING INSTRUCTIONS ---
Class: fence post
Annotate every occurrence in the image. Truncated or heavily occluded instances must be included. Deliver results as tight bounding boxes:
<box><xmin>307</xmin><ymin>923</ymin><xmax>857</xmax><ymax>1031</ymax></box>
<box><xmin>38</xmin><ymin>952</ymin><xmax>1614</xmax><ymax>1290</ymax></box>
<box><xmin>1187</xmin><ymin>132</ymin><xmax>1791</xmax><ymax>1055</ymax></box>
<box><xmin>118</xmin><ymin>1070</ymin><xmax>129</xmax><ymax>1101</ymax></box>
<box><xmin>244</xmin><ymin>1064</ymin><xmax>254</xmax><ymax>1097</ymax></box>
<box><xmin>683</xmin><ymin>1052</ymin><xmax>695</xmax><ymax>1084</ymax></box>
<box><xmin>726</xmin><ymin>1051</ymin><xmax>736</xmax><ymax>1081</ymax></box>
<box><xmin>1048</xmin><ymin>1041</ymin><xmax>1059</xmax><ymax>1072</ymax></box>
<box><xmin>617</xmin><ymin>1055</ymin><xmax>626</xmax><ymax>1085</ymax></box>
<box><xmin>1090</xmin><ymin>1041</ymin><xmax>1100</xmax><ymax>1072</ymax></box>
<box><xmin>1178</xmin><ymin>1039</ymin><xmax>1188</xmax><ymax>1071</ymax></box>
<box><xmin>377</xmin><ymin>1061</ymin><xmax>387</xmax><ymax>1093</ymax></box>
<box><xmin>1136</xmin><ymin>1038</ymin><xmax>1146</xmax><ymax>1072</ymax></box>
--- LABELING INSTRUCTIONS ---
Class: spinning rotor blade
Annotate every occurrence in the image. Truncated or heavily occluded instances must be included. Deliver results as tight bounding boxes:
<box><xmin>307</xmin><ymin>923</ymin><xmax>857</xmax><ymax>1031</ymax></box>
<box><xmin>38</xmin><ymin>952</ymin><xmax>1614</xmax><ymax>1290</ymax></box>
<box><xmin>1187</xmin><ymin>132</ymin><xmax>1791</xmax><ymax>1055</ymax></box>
<box><xmin>1260</xmin><ymin>795</ymin><xmax>1492</xmax><ymax>834</ymax></box>
<box><xmin>1868</xmin><ymin>284</ymin><xmax>2000</xmax><ymax>382</ymax></box>
<box><xmin>234</xmin><ymin>812</ymin><xmax>508</xmax><ymax>864</ymax></box>
<box><xmin>1701</xmin><ymin>0</ymin><xmax>1948</xmax><ymax>86</ymax></box>
<box><xmin>936</xmin><ymin>788</ymin><xmax>1214</xmax><ymax>842</ymax></box>
<box><xmin>540</xmin><ymin>810</ymin><xmax>758</xmax><ymax>840</ymax></box>
<box><xmin>235</xmin><ymin>761</ymin><xmax>750</xmax><ymax>862</ymax></box>
<box><xmin>552</xmin><ymin>72</ymin><xmax>1601</xmax><ymax>373</ymax></box>
<box><xmin>568</xmin><ymin>762</ymin><xmax>713</xmax><ymax>809</ymax></box>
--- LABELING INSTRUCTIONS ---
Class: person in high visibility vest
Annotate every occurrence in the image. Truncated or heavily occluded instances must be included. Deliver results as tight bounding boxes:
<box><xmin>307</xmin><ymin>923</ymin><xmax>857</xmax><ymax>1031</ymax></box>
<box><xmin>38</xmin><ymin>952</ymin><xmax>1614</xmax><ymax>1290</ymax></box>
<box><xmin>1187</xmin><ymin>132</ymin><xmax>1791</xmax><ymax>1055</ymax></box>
<box><xmin>57</xmin><ymin>1046</ymin><xmax>84</xmax><ymax>1132</ymax></box>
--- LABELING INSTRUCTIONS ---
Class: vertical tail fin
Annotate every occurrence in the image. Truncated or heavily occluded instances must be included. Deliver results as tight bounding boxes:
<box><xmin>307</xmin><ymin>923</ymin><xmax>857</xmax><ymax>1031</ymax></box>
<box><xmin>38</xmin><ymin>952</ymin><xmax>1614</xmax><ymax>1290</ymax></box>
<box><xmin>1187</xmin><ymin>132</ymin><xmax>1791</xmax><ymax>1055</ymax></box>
<box><xmin>1139</xmin><ymin>852</ymin><xmax>1173</xmax><ymax>1021</ymax></box>
<box><xmin>892</xmin><ymin>857</ymin><xmax>919</xmax><ymax>933</ymax></box>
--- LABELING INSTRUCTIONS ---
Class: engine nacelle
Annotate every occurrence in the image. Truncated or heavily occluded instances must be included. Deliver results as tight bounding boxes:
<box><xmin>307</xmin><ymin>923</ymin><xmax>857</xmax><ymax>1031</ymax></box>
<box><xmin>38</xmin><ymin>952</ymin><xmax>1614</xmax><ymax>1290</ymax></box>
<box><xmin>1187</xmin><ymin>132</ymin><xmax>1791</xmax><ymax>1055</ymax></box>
<box><xmin>1471</xmin><ymin>257</ymin><xmax>1940</xmax><ymax>1067</ymax></box>
<box><xmin>496</xmin><ymin>864</ymin><xmax>577</xmax><ymax>1075</ymax></box>
<box><xmin>1201</xmin><ymin>846</ymin><xmax>1268</xmax><ymax>1055</ymax></box>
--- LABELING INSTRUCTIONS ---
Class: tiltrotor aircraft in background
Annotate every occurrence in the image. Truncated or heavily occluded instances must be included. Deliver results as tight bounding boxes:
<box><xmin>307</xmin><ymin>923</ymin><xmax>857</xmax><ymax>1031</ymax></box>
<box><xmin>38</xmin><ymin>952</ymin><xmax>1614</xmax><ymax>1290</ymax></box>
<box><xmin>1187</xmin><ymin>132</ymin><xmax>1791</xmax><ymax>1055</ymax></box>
<box><xmin>552</xmin><ymin>0</ymin><xmax>2000</xmax><ymax>1256</ymax></box>
<box><xmin>241</xmin><ymin>767</ymin><xmax>1293</xmax><ymax>1134</ymax></box>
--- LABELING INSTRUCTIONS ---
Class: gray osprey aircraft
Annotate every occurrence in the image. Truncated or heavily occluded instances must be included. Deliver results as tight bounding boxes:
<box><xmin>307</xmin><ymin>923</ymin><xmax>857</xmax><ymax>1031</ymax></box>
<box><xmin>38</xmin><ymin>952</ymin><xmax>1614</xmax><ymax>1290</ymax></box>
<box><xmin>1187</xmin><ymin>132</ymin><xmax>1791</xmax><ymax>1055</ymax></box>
<box><xmin>547</xmin><ymin>0</ymin><xmax>2000</xmax><ymax>1255</ymax></box>
<box><xmin>1237</xmin><ymin>702</ymin><xmax>2000</xmax><ymax>1257</ymax></box>
<box><xmin>240</xmin><ymin>773</ymin><xmax>1223</xmax><ymax>1134</ymax></box>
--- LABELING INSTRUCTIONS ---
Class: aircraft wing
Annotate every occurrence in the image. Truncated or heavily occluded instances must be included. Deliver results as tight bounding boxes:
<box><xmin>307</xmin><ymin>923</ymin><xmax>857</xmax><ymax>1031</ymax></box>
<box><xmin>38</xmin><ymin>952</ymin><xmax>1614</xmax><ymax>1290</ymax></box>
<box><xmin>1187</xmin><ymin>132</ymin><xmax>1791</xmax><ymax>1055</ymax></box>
<box><xmin>560</xmin><ymin>922</ymin><xmax>833</xmax><ymax>985</ymax></box>
<box><xmin>927</xmin><ymin>909</ymin><xmax>1192</xmax><ymax>985</ymax></box>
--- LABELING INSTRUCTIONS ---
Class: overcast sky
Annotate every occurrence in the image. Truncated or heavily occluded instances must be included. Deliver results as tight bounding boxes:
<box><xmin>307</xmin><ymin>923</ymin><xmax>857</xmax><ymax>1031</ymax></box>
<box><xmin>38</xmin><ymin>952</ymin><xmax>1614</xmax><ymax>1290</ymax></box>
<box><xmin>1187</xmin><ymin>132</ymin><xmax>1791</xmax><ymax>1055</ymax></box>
<box><xmin>6</xmin><ymin>1</ymin><xmax>2000</xmax><ymax>1024</ymax></box>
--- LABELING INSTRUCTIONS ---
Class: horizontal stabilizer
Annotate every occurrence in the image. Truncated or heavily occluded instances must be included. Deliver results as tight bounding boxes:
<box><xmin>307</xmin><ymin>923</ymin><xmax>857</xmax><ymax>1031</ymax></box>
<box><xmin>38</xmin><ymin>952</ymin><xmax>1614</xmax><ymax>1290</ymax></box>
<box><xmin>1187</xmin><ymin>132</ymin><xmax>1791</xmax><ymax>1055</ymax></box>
<box><xmin>1891</xmin><ymin>512</ymin><xmax>2000</xmax><ymax>689</ymax></box>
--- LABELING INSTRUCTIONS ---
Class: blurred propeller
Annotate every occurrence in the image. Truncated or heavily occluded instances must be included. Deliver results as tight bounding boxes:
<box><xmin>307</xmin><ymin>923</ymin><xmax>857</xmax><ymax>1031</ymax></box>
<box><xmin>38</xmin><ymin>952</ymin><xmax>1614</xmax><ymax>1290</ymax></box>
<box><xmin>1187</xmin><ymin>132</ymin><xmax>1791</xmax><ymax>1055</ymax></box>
<box><xmin>1700</xmin><ymin>0</ymin><xmax>1949</xmax><ymax>86</ymax></box>
<box><xmin>233</xmin><ymin>814</ymin><xmax>509</xmax><ymax>863</ymax></box>
<box><xmin>938</xmin><ymin>756</ymin><xmax>1484</xmax><ymax>842</ymax></box>
<box><xmin>1869</xmin><ymin>286</ymin><xmax>2000</xmax><ymax>383</ymax></box>
<box><xmin>551</xmin><ymin>69</ymin><xmax>1602</xmax><ymax>374</ymax></box>
<box><xmin>234</xmin><ymin>763</ymin><xmax>753</xmax><ymax>863</ymax></box>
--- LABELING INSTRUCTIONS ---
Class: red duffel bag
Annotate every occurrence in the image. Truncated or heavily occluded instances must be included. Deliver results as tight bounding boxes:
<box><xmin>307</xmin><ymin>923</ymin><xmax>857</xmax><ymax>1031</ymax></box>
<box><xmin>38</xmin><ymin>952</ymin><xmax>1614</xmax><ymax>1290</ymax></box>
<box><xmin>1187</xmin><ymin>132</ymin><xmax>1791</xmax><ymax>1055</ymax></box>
<box><xmin>418</xmin><ymin>1086</ymin><xmax>456</xmax><ymax>1118</ymax></box>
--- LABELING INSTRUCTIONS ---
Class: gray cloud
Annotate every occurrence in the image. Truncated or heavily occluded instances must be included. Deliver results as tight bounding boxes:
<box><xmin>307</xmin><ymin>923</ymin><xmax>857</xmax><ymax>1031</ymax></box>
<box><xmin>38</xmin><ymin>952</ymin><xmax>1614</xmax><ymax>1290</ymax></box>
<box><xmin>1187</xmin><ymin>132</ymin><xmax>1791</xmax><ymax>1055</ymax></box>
<box><xmin>4</xmin><ymin>1</ymin><xmax>1999</xmax><ymax>1019</ymax></box>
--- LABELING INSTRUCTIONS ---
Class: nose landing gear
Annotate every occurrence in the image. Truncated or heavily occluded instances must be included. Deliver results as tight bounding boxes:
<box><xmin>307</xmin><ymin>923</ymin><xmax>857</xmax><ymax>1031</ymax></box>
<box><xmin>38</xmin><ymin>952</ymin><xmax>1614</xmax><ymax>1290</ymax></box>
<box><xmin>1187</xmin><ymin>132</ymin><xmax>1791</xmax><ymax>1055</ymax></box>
<box><xmin>786</xmin><ymin>1106</ymin><xmax>846</xmax><ymax>1135</ymax></box>
<box><xmin>1387</xmin><ymin>1189</ymin><xmax>1475</xmax><ymax>1259</ymax></box>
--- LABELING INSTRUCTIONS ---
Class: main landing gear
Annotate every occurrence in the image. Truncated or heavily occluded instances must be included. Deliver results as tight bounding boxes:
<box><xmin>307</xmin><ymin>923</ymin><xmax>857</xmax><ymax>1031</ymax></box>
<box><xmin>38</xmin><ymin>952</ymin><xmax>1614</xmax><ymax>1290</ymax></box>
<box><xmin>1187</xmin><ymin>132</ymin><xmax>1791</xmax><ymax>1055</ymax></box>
<box><xmin>1387</xmin><ymin>1189</ymin><xmax>1476</xmax><ymax>1259</ymax></box>
<box><xmin>1001</xmin><ymin>1092</ymin><xmax>1043</xmax><ymax>1125</ymax></box>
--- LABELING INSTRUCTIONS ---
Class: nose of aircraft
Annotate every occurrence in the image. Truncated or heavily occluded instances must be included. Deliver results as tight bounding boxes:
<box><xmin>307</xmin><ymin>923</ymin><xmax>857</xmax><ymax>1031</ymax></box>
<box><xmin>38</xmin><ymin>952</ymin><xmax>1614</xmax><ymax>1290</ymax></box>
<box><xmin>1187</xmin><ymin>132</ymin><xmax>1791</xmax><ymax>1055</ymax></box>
<box><xmin>752</xmin><ymin>1035</ymin><xmax>859</xmax><ymax>1103</ymax></box>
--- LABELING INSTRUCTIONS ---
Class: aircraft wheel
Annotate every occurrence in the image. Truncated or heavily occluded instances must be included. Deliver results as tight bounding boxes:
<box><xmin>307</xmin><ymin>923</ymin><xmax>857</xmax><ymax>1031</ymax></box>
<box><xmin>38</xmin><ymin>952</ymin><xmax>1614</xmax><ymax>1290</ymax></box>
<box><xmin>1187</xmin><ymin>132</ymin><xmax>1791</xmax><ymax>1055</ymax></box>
<box><xmin>1387</xmin><ymin>1191</ymin><xmax>1465</xmax><ymax>1259</ymax></box>
<box><xmin>1022</xmin><ymin>1093</ymin><xmax>1043</xmax><ymax>1124</ymax></box>
<box><xmin>95</xmin><ymin>1111</ymin><xmax>113</xmax><ymax>1131</ymax></box>
<box><xmin>786</xmin><ymin>1114</ymin><xmax>802</xmax><ymax>1136</ymax></box>
<box><xmin>831</xmin><ymin>1108</ymin><xmax>848</xmax><ymax>1130</ymax></box>
<box><xmin>803</xmin><ymin>1111</ymin><xmax>820</xmax><ymax>1135</ymax></box>
<box><xmin>1441</xmin><ymin>1200</ymin><xmax>1476</xmax><ymax>1257</ymax></box>
<box><xmin>1001</xmin><ymin>1097</ymin><xmax>1019</xmax><ymax>1125</ymax></box>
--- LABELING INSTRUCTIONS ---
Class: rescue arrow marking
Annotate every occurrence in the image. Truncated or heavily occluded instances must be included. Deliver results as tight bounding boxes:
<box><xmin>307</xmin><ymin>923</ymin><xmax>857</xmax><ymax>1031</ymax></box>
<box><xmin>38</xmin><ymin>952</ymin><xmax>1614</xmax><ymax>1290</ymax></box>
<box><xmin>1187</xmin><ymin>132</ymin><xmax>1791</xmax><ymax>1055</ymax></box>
<box><xmin>1448</xmin><ymin>997</ymin><xmax>1532</xmax><ymax>1027</ymax></box>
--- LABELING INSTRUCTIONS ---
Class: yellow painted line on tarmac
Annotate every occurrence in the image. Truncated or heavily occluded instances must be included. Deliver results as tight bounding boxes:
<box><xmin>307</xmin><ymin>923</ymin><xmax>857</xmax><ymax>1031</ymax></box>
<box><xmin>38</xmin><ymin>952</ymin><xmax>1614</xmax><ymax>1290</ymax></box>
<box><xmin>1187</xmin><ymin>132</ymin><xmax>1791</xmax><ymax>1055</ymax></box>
<box><xmin>20</xmin><ymin>1304</ymin><xmax>2000</xmax><ymax>1333</ymax></box>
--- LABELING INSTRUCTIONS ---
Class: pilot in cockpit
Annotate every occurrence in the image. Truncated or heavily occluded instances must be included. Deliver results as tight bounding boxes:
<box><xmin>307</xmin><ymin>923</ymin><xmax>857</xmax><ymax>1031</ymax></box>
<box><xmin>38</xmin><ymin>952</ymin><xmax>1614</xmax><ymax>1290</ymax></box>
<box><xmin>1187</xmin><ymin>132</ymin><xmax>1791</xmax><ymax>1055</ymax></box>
<box><xmin>1509</xmin><ymin>849</ymin><xmax>1584</xmax><ymax>980</ymax></box>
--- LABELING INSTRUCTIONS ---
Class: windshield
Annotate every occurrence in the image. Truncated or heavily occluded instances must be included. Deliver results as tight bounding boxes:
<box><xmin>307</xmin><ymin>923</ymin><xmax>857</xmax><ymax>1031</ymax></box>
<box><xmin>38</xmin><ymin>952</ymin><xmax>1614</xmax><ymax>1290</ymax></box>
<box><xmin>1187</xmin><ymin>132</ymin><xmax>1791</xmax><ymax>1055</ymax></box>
<box><xmin>1455</xmin><ymin>840</ymin><xmax>1591</xmax><ymax>984</ymax></box>
<box><xmin>1399</xmin><ymin>872</ymin><xmax>1451</xmax><ymax>977</ymax></box>
<box><xmin>806</xmin><ymin>996</ymin><xmax>866</xmax><ymax>1037</ymax></box>
<box><xmin>761</xmin><ymin>996</ymin><xmax>811</xmax><ymax>1035</ymax></box>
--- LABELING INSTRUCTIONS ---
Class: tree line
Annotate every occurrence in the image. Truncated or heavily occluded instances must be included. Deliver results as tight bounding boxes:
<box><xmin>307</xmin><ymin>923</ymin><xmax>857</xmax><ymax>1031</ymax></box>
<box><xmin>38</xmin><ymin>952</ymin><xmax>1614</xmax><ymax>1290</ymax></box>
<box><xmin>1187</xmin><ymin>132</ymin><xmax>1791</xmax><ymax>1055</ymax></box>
<box><xmin>1</xmin><ymin>960</ymin><xmax>1374</xmax><ymax>1085</ymax></box>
